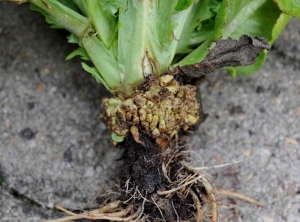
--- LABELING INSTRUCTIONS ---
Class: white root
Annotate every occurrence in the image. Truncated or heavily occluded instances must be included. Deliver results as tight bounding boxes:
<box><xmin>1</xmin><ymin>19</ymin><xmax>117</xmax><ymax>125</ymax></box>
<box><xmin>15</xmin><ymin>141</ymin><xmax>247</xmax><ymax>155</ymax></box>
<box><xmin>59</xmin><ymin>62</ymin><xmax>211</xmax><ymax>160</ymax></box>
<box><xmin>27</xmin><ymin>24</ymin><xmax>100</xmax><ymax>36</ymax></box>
<box><xmin>201</xmin><ymin>176</ymin><xmax>219</xmax><ymax>222</ymax></box>
<box><xmin>132</xmin><ymin>199</ymin><xmax>146</xmax><ymax>222</ymax></box>
<box><xmin>151</xmin><ymin>196</ymin><xmax>166</xmax><ymax>221</ymax></box>
<box><xmin>162</xmin><ymin>162</ymin><xmax>175</xmax><ymax>184</ymax></box>
<box><xmin>46</xmin><ymin>204</ymin><xmax>137</xmax><ymax>222</ymax></box>
<box><xmin>181</xmin><ymin>157</ymin><xmax>249</xmax><ymax>171</ymax></box>
<box><xmin>157</xmin><ymin>174</ymin><xmax>202</xmax><ymax>195</ymax></box>
<box><xmin>46</xmin><ymin>146</ymin><xmax>224</xmax><ymax>222</ymax></box>
<box><xmin>171</xmin><ymin>200</ymin><xmax>179</xmax><ymax>222</ymax></box>
<box><xmin>184</xmin><ymin>165</ymin><xmax>219</xmax><ymax>222</ymax></box>
<box><xmin>98</xmin><ymin>200</ymin><xmax>121</xmax><ymax>213</ymax></box>
<box><xmin>190</xmin><ymin>189</ymin><xmax>203</xmax><ymax>222</ymax></box>
<box><xmin>218</xmin><ymin>189</ymin><xmax>265</xmax><ymax>208</ymax></box>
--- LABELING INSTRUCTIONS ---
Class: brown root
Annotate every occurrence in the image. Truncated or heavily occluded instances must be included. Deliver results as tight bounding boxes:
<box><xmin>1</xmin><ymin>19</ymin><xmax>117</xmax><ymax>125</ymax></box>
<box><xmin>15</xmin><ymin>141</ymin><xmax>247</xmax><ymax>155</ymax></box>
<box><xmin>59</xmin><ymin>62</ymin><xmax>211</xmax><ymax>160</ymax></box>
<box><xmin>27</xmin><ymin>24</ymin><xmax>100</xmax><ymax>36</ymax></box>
<box><xmin>49</xmin><ymin>133</ymin><xmax>220</xmax><ymax>222</ymax></box>
<box><xmin>218</xmin><ymin>189</ymin><xmax>265</xmax><ymax>208</ymax></box>
<box><xmin>47</xmin><ymin>203</ymin><xmax>136</xmax><ymax>222</ymax></box>
<box><xmin>155</xmin><ymin>145</ymin><xmax>219</xmax><ymax>222</ymax></box>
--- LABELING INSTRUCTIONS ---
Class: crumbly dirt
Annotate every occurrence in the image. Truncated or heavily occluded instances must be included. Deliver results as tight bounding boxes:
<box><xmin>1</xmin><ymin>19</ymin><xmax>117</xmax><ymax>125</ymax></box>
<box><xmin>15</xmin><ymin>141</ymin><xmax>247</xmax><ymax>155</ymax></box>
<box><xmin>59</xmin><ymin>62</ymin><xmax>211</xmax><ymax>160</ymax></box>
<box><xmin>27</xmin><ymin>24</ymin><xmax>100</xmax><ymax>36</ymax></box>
<box><xmin>97</xmin><ymin>132</ymin><xmax>206</xmax><ymax>221</ymax></box>
<box><xmin>117</xmin><ymin>132</ymin><xmax>164</xmax><ymax>194</ymax></box>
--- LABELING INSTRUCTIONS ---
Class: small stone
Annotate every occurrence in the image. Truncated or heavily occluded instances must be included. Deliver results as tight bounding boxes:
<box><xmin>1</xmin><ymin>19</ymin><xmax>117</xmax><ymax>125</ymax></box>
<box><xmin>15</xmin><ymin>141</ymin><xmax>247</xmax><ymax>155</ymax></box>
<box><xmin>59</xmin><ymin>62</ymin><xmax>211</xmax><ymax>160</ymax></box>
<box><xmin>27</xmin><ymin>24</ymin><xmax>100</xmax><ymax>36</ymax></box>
<box><xmin>96</xmin><ymin>166</ymin><xmax>103</xmax><ymax>173</ymax></box>
<box><xmin>285</xmin><ymin>137</ymin><xmax>298</xmax><ymax>145</ymax></box>
<box><xmin>86</xmin><ymin>148</ymin><xmax>95</xmax><ymax>158</ymax></box>
<box><xmin>27</xmin><ymin>102</ymin><xmax>35</xmax><ymax>110</ymax></box>
<box><xmin>261</xmin><ymin>214</ymin><xmax>275</xmax><ymax>222</ymax></box>
<box><xmin>19</xmin><ymin>127</ymin><xmax>36</xmax><ymax>140</ymax></box>
<box><xmin>41</xmin><ymin>67</ymin><xmax>50</xmax><ymax>75</ymax></box>
<box><xmin>287</xmin><ymin>182</ymin><xmax>297</xmax><ymax>196</ymax></box>
<box><xmin>242</xmin><ymin>149</ymin><xmax>252</xmax><ymax>157</ymax></box>
<box><xmin>296</xmin><ymin>107</ymin><xmax>300</xmax><ymax>116</ymax></box>
<box><xmin>63</xmin><ymin>148</ymin><xmax>73</xmax><ymax>163</ymax></box>
<box><xmin>28</xmin><ymin>140</ymin><xmax>37</xmax><ymax>148</ymax></box>
<box><xmin>37</xmin><ymin>83</ymin><xmax>46</xmax><ymax>92</ymax></box>
<box><xmin>84</xmin><ymin>166</ymin><xmax>95</xmax><ymax>178</ymax></box>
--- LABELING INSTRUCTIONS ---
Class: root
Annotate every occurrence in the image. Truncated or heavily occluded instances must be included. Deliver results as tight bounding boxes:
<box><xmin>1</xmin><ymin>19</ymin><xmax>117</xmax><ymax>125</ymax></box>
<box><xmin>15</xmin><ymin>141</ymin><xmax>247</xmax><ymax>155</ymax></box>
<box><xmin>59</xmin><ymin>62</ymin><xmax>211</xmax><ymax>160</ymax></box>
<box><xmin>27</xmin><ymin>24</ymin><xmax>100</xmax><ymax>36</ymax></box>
<box><xmin>181</xmin><ymin>157</ymin><xmax>249</xmax><ymax>171</ymax></box>
<box><xmin>51</xmin><ymin>205</ymin><xmax>127</xmax><ymax>221</ymax></box>
<box><xmin>201</xmin><ymin>176</ymin><xmax>219</xmax><ymax>222</ymax></box>
<box><xmin>157</xmin><ymin>174</ymin><xmax>202</xmax><ymax>195</ymax></box>
<box><xmin>47</xmin><ymin>203</ymin><xmax>140</xmax><ymax>222</ymax></box>
<box><xmin>218</xmin><ymin>189</ymin><xmax>265</xmax><ymax>208</ymax></box>
<box><xmin>48</xmin><ymin>134</ymin><xmax>221</xmax><ymax>222</ymax></box>
<box><xmin>49</xmin><ymin>163</ymin><xmax>219</xmax><ymax>222</ymax></box>
<box><xmin>156</xmin><ymin>148</ymin><xmax>220</xmax><ymax>222</ymax></box>
<box><xmin>190</xmin><ymin>189</ymin><xmax>203</xmax><ymax>222</ymax></box>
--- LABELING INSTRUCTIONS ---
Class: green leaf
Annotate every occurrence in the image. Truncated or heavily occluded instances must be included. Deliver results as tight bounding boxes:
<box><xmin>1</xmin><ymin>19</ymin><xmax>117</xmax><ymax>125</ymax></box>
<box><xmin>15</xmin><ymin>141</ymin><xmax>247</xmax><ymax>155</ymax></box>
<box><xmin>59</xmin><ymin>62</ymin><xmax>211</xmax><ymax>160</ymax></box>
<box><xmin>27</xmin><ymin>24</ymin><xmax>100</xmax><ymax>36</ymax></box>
<box><xmin>67</xmin><ymin>34</ymin><xmax>80</xmax><ymax>45</ymax></box>
<box><xmin>225</xmin><ymin>0</ymin><xmax>282</xmax><ymax>39</ymax></box>
<box><xmin>86</xmin><ymin>1</ymin><xmax>119</xmax><ymax>48</ymax></box>
<box><xmin>176</xmin><ymin>0</ymin><xmax>215</xmax><ymax>54</ymax></box>
<box><xmin>269</xmin><ymin>13</ymin><xmax>291</xmax><ymax>45</ymax></box>
<box><xmin>66</xmin><ymin>48</ymin><xmax>90</xmax><ymax>61</ymax></box>
<box><xmin>56</xmin><ymin>0</ymin><xmax>81</xmax><ymax>13</ymax></box>
<box><xmin>111</xmin><ymin>133</ymin><xmax>125</xmax><ymax>143</ymax></box>
<box><xmin>81</xmin><ymin>35</ymin><xmax>122</xmax><ymax>90</ymax></box>
<box><xmin>118</xmin><ymin>0</ymin><xmax>182</xmax><ymax>94</ymax></box>
<box><xmin>225</xmin><ymin>1</ymin><xmax>291</xmax><ymax>76</ymax></box>
<box><xmin>176</xmin><ymin>0</ymin><xmax>228</xmax><ymax>67</ymax></box>
<box><xmin>175</xmin><ymin>0</ymin><xmax>198</xmax><ymax>11</ymax></box>
<box><xmin>29</xmin><ymin>4</ymin><xmax>63</xmax><ymax>29</ymax></box>
<box><xmin>30</xmin><ymin>0</ymin><xmax>90</xmax><ymax>37</ymax></box>
<box><xmin>27</xmin><ymin>0</ymin><xmax>293</xmax><ymax>96</ymax></box>
<box><xmin>81</xmin><ymin>62</ymin><xmax>109</xmax><ymax>90</ymax></box>
<box><xmin>223</xmin><ymin>0</ymin><xmax>265</xmax><ymax>39</ymax></box>
<box><xmin>73</xmin><ymin>0</ymin><xmax>88</xmax><ymax>16</ymax></box>
<box><xmin>98</xmin><ymin>0</ymin><xmax>121</xmax><ymax>15</ymax></box>
<box><xmin>273</xmin><ymin>0</ymin><xmax>300</xmax><ymax>17</ymax></box>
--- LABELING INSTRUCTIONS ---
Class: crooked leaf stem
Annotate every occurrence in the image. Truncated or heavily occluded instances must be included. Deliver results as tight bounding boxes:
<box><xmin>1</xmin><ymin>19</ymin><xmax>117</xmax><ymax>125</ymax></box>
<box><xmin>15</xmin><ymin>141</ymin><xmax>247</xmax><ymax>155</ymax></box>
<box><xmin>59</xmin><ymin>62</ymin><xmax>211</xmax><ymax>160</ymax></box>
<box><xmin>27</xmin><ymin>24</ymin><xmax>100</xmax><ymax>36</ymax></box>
<box><xmin>31</xmin><ymin>0</ymin><xmax>90</xmax><ymax>37</ymax></box>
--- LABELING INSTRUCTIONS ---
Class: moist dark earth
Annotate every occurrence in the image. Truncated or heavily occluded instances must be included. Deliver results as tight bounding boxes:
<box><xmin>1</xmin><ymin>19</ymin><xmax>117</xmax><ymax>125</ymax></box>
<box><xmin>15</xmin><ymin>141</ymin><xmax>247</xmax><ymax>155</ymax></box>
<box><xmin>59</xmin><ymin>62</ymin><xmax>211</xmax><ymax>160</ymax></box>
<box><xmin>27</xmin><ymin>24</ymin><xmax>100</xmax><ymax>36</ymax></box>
<box><xmin>115</xmin><ymin>133</ymin><xmax>195</xmax><ymax>221</ymax></box>
<box><xmin>1</xmin><ymin>2</ymin><xmax>300</xmax><ymax>222</ymax></box>
<box><xmin>118</xmin><ymin>133</ymin><xmax>163</xmax><ymax>195</ymax></box>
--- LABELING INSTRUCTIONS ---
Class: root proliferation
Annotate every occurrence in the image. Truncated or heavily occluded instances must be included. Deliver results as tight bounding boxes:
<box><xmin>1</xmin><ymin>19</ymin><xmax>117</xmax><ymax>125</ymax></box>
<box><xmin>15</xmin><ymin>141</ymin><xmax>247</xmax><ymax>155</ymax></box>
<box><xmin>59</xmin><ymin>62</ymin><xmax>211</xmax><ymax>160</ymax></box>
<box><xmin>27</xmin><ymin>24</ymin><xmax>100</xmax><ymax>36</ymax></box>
<box><xmin>48</xmin><ymin>73</ymin><xmax>264</xmax><ymax>222</ymax></box>
<box><xmin>49</xmin><ymin>133</ymin><xmax>219</xmax><ymax>222</ymax></box>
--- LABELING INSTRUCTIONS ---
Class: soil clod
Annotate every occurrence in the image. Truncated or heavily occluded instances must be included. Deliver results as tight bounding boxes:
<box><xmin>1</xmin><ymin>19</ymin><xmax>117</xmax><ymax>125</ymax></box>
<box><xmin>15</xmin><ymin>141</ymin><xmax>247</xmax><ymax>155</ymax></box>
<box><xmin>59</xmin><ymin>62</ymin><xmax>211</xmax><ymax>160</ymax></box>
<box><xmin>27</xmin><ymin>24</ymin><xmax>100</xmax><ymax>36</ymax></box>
<box><xmin>48</xmin><ymin>134</ymin><xmax>220</xmax><ymax>222</ymax></box>
<box><xmin>118</xmin><ymin>132</ymin><xmax>164</xmax><ymax>194</ymax></box>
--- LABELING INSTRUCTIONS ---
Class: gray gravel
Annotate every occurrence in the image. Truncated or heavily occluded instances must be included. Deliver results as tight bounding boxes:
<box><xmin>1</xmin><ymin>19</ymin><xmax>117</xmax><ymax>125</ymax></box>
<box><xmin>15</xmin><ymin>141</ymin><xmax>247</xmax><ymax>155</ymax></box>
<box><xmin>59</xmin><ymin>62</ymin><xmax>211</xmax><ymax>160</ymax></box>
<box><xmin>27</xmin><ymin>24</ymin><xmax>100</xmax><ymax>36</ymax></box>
<box><xmin>1</xmin><ymin>2</ymin><xmax>300</xmax><ymax>222</ymax></box>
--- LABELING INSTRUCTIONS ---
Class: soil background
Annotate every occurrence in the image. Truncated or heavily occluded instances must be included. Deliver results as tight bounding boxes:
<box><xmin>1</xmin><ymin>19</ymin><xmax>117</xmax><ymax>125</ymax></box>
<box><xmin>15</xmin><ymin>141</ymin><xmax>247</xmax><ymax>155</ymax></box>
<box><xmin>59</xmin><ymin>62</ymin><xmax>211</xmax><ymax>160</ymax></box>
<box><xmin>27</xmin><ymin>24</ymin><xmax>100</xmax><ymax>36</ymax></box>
<box><xmin>1</xmin><ymin>2</ymin><xmax>300</xmax><ymax>222</ymax></box>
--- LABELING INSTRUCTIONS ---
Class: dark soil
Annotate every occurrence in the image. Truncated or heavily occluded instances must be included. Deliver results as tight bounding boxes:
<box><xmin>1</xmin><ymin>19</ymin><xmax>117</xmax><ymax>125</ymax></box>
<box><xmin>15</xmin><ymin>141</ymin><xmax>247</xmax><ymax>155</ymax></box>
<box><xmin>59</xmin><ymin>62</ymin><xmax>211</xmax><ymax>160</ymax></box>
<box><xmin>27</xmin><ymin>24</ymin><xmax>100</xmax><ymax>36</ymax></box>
<box><xmin>100</xmin><ymin>133</ymin><xmax>200</xmax><ymax>221</ymax></box>
<box><xmin>118</xmin><ymin>132</ymin><xmax>164</xmax><ymax>194</ymax></box>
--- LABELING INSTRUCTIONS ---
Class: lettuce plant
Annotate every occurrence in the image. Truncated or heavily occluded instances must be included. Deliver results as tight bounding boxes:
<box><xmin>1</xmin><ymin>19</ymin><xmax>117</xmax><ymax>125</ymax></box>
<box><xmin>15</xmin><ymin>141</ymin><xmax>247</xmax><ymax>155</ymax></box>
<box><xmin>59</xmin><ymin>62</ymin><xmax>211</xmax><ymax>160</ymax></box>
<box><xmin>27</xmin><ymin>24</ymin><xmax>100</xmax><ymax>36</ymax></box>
<box><xmin>15</xmin><ymin>0</ymin><xmax>296</xmax><ymax>92</ymax></box>
<box><xmin>9</xmin><ymin>0</ymin><xmax>299</xmax><ymax>221</ymax></box>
